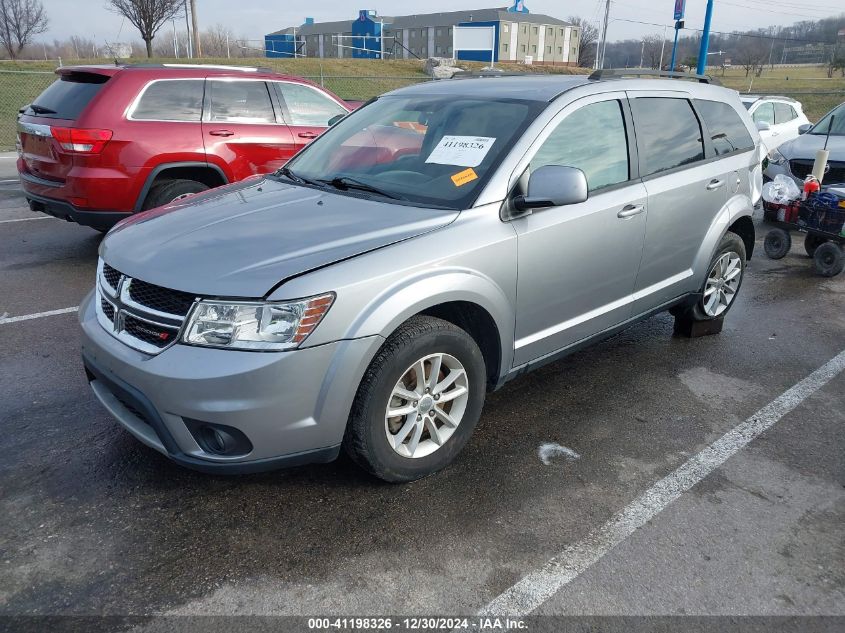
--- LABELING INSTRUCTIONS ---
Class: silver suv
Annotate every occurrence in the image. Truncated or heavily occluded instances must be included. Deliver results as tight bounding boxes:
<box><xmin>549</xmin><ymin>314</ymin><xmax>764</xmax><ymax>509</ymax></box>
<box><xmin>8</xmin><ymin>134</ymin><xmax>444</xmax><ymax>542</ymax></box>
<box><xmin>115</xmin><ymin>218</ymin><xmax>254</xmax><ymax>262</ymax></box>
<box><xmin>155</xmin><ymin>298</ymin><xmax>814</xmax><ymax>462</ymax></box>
<box><xmin>80</xmin><ymin>72</ymin><xmax>763</xmax><ymax>482</ymax></box>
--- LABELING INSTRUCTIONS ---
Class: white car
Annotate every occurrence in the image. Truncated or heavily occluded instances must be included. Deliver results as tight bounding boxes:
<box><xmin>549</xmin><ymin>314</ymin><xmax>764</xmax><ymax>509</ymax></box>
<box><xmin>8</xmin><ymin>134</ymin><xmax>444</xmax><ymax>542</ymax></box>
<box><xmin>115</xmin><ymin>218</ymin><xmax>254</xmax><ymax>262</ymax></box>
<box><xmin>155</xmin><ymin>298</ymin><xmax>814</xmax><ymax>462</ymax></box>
<box><xmin>741</xmin><ymin>96</ymin><xmax>811</xmax><ymax>151</ymax></box>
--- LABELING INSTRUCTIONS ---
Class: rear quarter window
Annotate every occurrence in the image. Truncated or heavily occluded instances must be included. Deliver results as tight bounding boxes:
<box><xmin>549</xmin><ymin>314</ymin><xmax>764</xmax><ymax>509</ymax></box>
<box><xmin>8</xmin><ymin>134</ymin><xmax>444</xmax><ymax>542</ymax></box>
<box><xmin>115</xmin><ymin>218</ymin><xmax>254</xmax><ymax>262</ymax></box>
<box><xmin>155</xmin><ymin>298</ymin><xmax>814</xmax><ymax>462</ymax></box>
<box><xmin>694</xmin><ymin>99</ymin><xmax>755</xmax><ymax>155</ymax></box>
<box><xmin>131</xmin><ymin>80</ymin><xmax>204</xmax><ymax>121</ymax></box>
<box><xmin>26</xmin><ymin>72</ymin><xmax>109</xmax><ymax>120</ymax></box>
<box><xmin>630</xmin><ymin>97</ymin><xmax>705</xmax><ymax>177</ymax></box>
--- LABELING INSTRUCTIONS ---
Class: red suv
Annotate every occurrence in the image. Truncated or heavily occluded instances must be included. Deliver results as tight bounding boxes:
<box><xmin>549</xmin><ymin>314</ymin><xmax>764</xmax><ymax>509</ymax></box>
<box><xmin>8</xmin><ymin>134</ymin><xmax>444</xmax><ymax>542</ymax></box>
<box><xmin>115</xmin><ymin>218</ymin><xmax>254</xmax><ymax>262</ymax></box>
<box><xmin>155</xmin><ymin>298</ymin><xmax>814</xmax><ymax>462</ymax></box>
<box><xmin>17</xmin><ymin>64</ymin><xmax>351</xmax><ymax>231</ymax></box>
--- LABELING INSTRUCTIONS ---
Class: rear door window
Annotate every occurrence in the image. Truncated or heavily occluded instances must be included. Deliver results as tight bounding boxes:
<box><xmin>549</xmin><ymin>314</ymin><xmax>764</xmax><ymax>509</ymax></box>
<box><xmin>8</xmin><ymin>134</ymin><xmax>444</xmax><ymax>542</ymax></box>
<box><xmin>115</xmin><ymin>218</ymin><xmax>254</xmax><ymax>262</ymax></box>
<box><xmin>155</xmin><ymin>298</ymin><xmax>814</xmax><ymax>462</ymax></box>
<box><xmin>630</xmin><ymin>97</ymin><xmax>705</xmax><ymax>176</ymax></box>
<box><xmin>131</xmin><ymin>80</ymin><xmax>204</xmax><ymax>121</ymax></box>
<box><xmin>774</xmin><ymin>102</ymin><xmax>797</xmax><ymax>124</ymax></box>
<box><xmin>275</xmin><ymin>83</ymin><xmax>347</xmax><ymax>127</ymax></box>
<box><xmin>694</xmin><ymin>99</ymin><xmax>755</xmax><ymax>155</ymax></box>
<box><xmin>752</xmin><ymin>102</ymin><xmax>775</xmax><ymax>125</ymax></box>
<box><xmin>207</xmin><ymin>80</ymin><xmax>276</xmax><ymax>123</ymax></box>
<box><xmin>26</xmin><ymin>72</ymin><xmax>109</xmax><ymax>120</ymax></box>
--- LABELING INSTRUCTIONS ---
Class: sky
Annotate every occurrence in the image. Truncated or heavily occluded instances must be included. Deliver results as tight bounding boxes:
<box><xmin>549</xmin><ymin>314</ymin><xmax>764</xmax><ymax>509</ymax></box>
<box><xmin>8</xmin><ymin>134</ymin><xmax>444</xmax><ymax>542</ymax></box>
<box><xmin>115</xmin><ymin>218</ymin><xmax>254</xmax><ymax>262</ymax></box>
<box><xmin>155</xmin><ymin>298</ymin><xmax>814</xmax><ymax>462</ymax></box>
<box><xmin>38</xmin><ymin>0</ymin><xmax>845</xmax><ymax>47</ymax></box>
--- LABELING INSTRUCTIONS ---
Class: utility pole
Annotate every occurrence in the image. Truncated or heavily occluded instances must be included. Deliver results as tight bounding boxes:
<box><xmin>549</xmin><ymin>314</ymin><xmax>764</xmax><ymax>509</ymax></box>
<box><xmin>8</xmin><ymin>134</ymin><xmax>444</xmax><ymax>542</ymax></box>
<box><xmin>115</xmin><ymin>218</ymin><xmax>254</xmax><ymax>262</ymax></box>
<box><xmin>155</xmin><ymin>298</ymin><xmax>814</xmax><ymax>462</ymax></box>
<box><xmin>183</xmin><ymin>0</ymin><xmax>192</xmax><ymax>58</ymax></box>
<box><xmin>659</xmin><ymin>25</ymin><xmax>667</xmax><ymax>70</ymax></box>
<box><xmin>639</xmin><ymin>39</ymin><xmax>645</xmax><ymax>68</ymax></box>
<box><xmin>190</xmin><ymin>0</ymin><xmax>201</xmax><ymax>57</ymax></box>
<box><xmin>598</xmin><ymin>0</ymin><xmax>611</xmax><ymax>69</ymax></box>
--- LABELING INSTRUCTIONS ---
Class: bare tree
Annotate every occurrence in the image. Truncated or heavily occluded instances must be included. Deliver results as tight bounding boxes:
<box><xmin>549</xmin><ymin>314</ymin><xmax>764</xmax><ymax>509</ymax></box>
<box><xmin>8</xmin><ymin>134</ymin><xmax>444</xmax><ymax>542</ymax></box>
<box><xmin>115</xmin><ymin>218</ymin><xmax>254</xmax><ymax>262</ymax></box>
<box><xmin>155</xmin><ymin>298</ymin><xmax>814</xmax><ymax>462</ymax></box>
<box><xmin>642</xmin><ymin>35</ymin><xmax>665</xmax><ymax>69</ymax></box>
<box><xmin>201</xmin><ymin>23</ymin><xmax>234</xmax><ymax>58</ymax></box>
<box><xmin>107</xmin><ymin>0</ymin><xmax>183</xmax><ymax>58</ymax></box>
<box><xmin>0</xmin><ymin>0</ymin><xmax>48</xmax><ymax>59</ymax></box>
<box><xmin>735</xmin><ymin>37</ymin><xmax>767</xmax><ymax>77</ymax></box>
<box><xmin>567</xmin><ymin>15</ymin><xmax>598</xmax><ymax>68</ymax></box>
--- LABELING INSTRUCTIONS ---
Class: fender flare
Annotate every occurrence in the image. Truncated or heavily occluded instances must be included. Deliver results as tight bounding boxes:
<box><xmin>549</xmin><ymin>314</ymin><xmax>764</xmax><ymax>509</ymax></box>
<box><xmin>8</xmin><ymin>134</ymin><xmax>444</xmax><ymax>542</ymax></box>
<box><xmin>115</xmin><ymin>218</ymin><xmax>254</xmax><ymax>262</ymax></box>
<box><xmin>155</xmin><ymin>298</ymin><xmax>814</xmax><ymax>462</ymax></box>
<box><xmin>133</xmin><ymin>161</ymin><xmax>229</xmax><ymax>212</ymax></box>
<box><xmin>692</xmin><ymin>193</ymin><xmax>755</xmax><ymax>280</ymax></box>
<box><xmin>342</xmin><ymin>267</ymin><xmax>516</xmax><ymax>380</ymax></box>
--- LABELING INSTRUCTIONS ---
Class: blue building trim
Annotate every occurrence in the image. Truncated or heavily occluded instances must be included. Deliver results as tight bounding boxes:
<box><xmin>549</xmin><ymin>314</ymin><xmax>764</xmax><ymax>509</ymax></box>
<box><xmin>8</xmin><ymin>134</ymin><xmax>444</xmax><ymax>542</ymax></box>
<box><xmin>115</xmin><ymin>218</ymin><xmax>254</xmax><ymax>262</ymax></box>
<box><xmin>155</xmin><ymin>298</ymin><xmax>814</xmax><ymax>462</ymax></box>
<box><xmin>265</xmin><ymin>33</ymin><xmax>297</xmax><ymax>58</ymax></box>
<box><xmin>455</xmin><ymin>20</ymin><xmax>500</xmax><ymax>63</ymax></box>
<box><xmin>351</xmin><ymin>10</ymin><xmax>385</xmax><ymax>59</ymax></box>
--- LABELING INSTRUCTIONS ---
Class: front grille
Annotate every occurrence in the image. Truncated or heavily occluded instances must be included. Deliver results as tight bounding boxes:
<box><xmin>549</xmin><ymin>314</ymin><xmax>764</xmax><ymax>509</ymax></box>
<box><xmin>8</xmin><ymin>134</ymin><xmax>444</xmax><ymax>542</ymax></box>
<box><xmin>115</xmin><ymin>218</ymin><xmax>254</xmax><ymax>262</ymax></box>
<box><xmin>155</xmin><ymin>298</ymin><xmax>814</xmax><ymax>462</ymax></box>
<box><xmin>97</xmin><ymin>258</ymin><xmax>197</xmax><ymax>355</ymax></box>
<box><xmin>128</xmin><ymin>278</ymin><xmax>196</xmax><ymax>317</ymax></box>
<box><xmin>102</xmin><ymin>263</ymin><xmax>121</xmax><ymax>292</ymax></box>
<box><xmin>100</xmin><ymin>296</ymin><xmax>115</xmax><ymax>322</ymax></box>
<box><xmin>123</xmin><ymin>314</ymin><xmax>179</xmax><ymax>349</ymax></box>
<box><xmin>791</xmin><ymin>159</ymin><xmax>845</xmax><ymax>184</ymax></box>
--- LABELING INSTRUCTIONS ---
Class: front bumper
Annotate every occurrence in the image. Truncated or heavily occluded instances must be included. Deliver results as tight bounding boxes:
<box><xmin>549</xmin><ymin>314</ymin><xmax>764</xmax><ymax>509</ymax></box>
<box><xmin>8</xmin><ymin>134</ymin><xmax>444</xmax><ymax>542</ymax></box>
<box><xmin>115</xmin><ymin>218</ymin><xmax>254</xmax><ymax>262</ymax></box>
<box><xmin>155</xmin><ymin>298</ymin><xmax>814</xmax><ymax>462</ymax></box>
<box><xmin>79</xmin><ymin>291</ymin><xmax>383</xmax><ymax>473</ymax></box>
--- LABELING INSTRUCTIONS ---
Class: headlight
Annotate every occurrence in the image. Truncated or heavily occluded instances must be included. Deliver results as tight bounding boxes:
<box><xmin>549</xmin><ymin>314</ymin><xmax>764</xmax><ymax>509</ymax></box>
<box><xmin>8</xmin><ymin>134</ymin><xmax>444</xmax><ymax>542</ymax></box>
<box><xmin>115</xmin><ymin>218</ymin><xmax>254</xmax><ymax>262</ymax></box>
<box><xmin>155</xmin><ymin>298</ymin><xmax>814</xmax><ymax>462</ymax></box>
<box><xmin>183</xmin><ymin>293</ymin><xmax>334</xmax><ymax>350</ymax></box>
<box><xmin>767</xmin><ymin>148</ymin><xmax>786</xmax><ymax>166</ymax></box>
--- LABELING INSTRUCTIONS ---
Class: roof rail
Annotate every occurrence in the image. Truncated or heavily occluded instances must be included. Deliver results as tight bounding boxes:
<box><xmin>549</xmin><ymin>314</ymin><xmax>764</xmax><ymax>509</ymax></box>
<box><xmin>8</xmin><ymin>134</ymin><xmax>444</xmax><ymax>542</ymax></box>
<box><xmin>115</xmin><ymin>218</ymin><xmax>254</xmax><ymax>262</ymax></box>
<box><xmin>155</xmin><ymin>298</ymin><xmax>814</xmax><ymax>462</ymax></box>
<box><xmin>588</xmin><ymin>68</ymin><xmax>720</xmax><ymax>85</ymax></box>
<box><xmin>449</xmin><ymin>70</ymin><xmax>530</xmax><ymax>79</ymax></box>
<box><xmin>121</xmin><ymin>63</ymin><xmax>275</xmax><ymax>73</ymax></box>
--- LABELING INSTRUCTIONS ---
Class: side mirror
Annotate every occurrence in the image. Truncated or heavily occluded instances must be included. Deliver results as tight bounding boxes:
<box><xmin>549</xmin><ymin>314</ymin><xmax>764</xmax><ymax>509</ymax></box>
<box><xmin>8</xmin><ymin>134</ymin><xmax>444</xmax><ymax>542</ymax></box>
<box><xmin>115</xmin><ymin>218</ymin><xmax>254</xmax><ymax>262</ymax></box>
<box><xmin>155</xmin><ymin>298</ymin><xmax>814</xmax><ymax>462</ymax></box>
<box><xmin>798</xmin><ymin>123</ymin><xmax>812</xmax><ymax>135</ymax></box>
<box><xmin>328</xmin><ymin>114</ymin><xmax>345</xmax><ymax>127</ymax></box>
<box><xmin>513</xmin><ymin>165</ymin><xmax>588</xmax><ymax>212</ymax></box>
<box><xmin>755</xmin><ymin>120</ymin><xmax>771</xmax><ymax>132</ymax></box>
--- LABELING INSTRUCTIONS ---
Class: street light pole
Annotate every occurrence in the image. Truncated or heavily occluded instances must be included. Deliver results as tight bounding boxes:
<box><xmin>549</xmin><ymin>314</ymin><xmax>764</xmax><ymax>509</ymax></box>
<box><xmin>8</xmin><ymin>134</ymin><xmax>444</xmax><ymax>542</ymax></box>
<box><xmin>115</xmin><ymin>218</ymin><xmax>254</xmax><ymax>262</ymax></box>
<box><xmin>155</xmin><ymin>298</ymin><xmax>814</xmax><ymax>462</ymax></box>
<box><xmin>696</xmin><ymin>0</ymin><xmax>715</xmax><ymax>75</ymax></box>
<box><xmin>190</xmin><ymin>0</ymin><xmax>201</xmax><ymax>57</ymax></box>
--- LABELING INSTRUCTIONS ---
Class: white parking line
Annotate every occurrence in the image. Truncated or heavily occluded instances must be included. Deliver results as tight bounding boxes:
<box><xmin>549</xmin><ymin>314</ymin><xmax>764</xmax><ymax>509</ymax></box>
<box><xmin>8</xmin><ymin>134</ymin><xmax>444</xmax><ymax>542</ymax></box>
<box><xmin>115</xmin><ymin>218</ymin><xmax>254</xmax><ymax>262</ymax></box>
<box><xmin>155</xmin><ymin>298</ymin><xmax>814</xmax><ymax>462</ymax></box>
<box><xmin>0</xmin><ymin>306</ymin><xmax>79</xmax><ymax>325</ymax></box>
<box><xmin>0</xmin><ymin>216</ymin><xmax>52</xmax><ymax>224</ymax></box>
<box><xmin>480</xmin><ymin>348</ymin><xmax>845</xmax><ymax>616</ymax></box>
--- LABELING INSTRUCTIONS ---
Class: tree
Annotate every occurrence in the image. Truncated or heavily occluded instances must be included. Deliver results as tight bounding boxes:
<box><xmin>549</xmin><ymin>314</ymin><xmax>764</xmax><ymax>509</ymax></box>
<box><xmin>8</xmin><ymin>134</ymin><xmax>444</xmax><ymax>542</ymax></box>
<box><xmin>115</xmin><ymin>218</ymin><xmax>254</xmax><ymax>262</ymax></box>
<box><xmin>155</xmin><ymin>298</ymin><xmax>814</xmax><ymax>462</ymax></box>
<box><xmin>201</xmin><ymin>23</ymin><xmax>234</xmax><ymax>58</ymax></box>
<box><xmin>107</xmin><ymin>0</ymin><xmax>183</xmax><ymax>58</ymax></box>
<box><xmin>735</xmin><ymin>37</ymin><xmax>767</xmax><ymax>77</ymax></box>
<box><xmin>567</xmin><ymin>15</ymin><xmax>598</xmax><ymax>68</ymax></box>
<box><xmin>642</xmin><ymin>35</ymin><xmax>665</xmax><ymax>69</ymax></box>
<box><xmin>0</xmin><ymin>0</ymin><xmax>48</xmax><ymax>59</ymax></box>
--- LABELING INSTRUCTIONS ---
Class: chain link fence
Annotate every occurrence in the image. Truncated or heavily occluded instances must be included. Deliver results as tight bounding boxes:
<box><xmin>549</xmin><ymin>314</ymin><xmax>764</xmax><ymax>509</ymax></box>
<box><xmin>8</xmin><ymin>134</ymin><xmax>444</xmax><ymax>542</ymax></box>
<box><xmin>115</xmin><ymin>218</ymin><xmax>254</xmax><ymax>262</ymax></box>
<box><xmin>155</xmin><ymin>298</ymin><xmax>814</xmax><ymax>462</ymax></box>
<box><xmin>0</xmin><ymin>70</ymin><xmax>430</xmax><ymax>150</ymax></box>
<box><xmin>2</xmin><ymin>68</ymin><xmax>843</xmax><ymax>151</ymax></box>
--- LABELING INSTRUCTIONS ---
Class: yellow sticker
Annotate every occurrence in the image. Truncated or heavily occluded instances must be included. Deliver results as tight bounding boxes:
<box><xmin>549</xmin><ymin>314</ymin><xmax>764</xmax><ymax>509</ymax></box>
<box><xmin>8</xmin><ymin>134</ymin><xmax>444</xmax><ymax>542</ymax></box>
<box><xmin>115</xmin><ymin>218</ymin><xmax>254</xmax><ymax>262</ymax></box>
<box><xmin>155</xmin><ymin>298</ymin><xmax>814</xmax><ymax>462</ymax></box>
<box><xmin>451</xmin><ymin>168</ymin><xmax>478</xmax><ymax>187</ymax></box>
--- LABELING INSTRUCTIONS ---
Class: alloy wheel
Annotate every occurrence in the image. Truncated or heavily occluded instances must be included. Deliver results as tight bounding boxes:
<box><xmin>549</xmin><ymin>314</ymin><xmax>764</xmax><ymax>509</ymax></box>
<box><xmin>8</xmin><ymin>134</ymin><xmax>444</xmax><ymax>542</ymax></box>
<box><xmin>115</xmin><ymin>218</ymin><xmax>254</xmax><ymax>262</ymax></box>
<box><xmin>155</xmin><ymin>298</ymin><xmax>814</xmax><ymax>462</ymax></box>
<box><xmin>703</xmin><ymin>252</ymin><xmax>742</xmax><ymax>317</ymax></box>
<box><xmin>384</xmin><ymin>353</ymin><xmax>469</xmax><ymax>459</ymax></box>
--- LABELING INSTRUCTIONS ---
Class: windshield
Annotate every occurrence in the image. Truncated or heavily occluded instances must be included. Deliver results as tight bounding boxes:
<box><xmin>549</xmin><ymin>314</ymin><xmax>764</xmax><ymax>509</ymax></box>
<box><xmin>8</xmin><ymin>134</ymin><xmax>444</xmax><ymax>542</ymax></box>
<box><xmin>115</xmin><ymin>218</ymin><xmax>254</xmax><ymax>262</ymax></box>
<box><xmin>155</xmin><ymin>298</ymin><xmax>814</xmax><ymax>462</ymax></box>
<box><xmin>280</xmin><ymin>94</ymin><xmax>543</xmax><ymax>209</ymax></box>
<box><xmin>810</xmin><ymin>103</ymin><xmax>845</xmax><ymax>135</ymax></box>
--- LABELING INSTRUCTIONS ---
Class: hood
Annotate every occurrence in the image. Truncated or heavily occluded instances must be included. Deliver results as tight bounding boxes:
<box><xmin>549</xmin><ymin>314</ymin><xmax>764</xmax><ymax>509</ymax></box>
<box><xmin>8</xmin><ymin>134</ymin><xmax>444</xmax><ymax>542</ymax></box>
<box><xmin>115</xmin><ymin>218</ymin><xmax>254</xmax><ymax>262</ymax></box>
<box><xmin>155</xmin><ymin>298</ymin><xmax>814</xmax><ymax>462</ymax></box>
<box><xmin>779</xmin><ymin>132</ymin><xmax>845</xmax><ymax>160</ymax></box>
<box><xmin>101</xmin><ymin>176</ymin><xmax>458</xmax><ymax>298</ymax></box>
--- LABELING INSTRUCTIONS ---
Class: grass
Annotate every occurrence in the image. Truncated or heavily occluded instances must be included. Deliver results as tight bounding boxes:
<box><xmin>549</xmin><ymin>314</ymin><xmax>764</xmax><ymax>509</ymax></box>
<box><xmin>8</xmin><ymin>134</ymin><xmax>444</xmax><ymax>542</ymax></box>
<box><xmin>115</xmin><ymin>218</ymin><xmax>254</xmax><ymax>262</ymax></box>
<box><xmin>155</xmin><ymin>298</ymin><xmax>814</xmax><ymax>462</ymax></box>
<box><xmin>1</xmin><ymin>58</ymin><xmax>841</xmax><ymax>150</ymax></box>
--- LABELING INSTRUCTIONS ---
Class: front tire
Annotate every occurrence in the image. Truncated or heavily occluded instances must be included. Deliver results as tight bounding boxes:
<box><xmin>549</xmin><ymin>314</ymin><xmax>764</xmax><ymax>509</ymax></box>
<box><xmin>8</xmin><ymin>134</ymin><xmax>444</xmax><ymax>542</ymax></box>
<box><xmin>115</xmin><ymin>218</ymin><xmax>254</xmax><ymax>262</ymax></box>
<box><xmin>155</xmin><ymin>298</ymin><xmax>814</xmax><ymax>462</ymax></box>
<box><xmin>764</xmin><ymin>228</ymin><xmax>791</xmax><ymax>259</ymax></box>
<box><xmin>804</xmin><ymin>234</ymin><xmax>826</xmax><ymax>258</ymax></box>
<box><xmin>343</xmin><ymin>316</ymin><xmax>487</xmax><ymax>483</ymax></box>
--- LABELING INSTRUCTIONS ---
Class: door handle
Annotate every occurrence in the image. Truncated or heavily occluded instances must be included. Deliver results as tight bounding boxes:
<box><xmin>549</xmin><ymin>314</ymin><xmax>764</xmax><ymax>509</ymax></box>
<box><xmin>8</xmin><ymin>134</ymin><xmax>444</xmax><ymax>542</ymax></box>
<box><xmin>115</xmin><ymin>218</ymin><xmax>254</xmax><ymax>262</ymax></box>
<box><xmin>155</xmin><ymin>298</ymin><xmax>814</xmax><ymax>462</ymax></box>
<box><xmin>298</xmin><ymin>131</ymin><xmax>319</xmax><ymax>139</ymax></box>
<box><xmin>706</xmin><ymin>179</ymin><xmax>725</xmax><ymax>191</ymax></box>
<box><xmin>617</xmin><ymin>204</ymin><xmax>645</xmax><ymax>218</ymax></box>
<box><xmin>208</xmin><ymin>129</ymin><xmax>234</xmax><ymax>137</ymax></box>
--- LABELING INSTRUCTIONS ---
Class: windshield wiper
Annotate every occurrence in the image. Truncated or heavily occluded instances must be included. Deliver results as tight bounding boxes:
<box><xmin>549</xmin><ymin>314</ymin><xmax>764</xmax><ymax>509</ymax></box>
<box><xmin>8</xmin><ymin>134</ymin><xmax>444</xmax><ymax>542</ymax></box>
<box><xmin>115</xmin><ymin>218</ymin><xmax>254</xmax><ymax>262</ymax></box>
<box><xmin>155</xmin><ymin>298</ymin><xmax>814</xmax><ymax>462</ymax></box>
<box><xmin>275</xmin><ymin>166</ymin><xmax>322</xmax><ymax>187</ymax></box>
<box><xmin>319</xmin><ymin>176</ymin><xmax>404</xmax><ymax>200</ymax></box>
<box><xmin>28</xmin><ymin>104</ymin><xmax>57</xmax><ymax>115</ymax></box>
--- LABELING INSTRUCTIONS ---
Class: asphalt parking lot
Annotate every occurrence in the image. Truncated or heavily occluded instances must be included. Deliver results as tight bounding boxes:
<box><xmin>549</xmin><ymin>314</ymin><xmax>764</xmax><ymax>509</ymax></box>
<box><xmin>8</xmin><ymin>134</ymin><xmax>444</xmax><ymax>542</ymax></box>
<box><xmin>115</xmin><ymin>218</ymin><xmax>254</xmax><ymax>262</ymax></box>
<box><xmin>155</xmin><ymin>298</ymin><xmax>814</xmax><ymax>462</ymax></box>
<box><xmin>1</xmin><ymin>151</ymin><xmax>843</xmax><ymax>631</ymax></box>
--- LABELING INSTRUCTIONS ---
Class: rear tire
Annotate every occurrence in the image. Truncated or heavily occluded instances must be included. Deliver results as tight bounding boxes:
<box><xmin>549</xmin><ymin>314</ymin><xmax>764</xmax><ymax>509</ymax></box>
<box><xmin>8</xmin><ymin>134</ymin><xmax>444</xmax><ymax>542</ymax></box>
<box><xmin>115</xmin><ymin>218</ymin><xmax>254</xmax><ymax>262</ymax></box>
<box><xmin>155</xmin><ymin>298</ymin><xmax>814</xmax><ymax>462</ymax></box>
<box><xmin>764</xmin><ymin>228</ymin><xmax>791</xmax><ymax>259</ymax></box>
<box><xmin>343</xmin><ymin>316</ymin><xmax>486</xmax><ymax>483</ymax></box>
<box><xmin>675</xmin><ymin>231</ymin><xmax>746</xmax><ymax>323</ymax></box>
<box><xmin>804</xmin><ymin>233</ymin><xmax>826</xmax><ymax>258</ymax></box>
<box><xmin>142</xmin><ymin>179</ymin><xmax>209</xmax><ymax>210</ymax></box>
<box><xmin>813</xmin><ymin>242</ymin><xmax>843</xmax><ymax>277</ymax></box>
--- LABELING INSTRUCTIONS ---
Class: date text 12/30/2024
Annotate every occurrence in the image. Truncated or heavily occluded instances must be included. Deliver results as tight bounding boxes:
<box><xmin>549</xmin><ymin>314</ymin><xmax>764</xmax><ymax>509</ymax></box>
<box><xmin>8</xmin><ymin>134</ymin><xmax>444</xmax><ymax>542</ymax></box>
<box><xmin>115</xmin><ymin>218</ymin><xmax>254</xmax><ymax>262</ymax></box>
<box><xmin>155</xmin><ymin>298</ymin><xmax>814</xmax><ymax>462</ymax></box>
<box><xmin>307</xmin><ymin>617</ymin><xmax>528</xmax><ymax>630</ymax></box>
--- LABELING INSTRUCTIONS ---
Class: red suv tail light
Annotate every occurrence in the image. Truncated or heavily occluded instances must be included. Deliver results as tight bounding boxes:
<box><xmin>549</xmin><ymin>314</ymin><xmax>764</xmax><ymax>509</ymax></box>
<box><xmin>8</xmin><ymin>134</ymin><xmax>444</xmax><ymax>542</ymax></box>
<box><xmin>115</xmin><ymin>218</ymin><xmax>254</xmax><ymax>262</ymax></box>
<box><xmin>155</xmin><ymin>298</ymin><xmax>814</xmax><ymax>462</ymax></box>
<box><xmin>50</xmin><ymin>127</ymin><xmax>113</xmax><ymax>154</ymax></box>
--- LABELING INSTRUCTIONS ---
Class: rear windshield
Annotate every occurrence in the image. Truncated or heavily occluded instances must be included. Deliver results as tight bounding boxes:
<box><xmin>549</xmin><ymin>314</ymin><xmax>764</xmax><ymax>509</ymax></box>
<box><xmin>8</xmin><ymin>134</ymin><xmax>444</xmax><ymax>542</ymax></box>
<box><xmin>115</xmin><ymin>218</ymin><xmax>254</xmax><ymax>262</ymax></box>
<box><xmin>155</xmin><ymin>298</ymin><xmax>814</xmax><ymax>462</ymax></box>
<box><xmin>25</xmin><ymin>72</ymin><xmax>109</xmax><ymax>120</ymax></box>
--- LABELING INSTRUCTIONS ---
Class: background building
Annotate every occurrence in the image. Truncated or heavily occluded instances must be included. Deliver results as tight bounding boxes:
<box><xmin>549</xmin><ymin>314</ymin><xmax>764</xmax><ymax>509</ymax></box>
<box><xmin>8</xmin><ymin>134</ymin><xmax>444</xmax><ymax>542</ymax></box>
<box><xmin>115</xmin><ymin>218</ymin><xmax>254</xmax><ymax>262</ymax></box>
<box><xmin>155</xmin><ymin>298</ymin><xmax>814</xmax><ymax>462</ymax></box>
<box><xmin>264</xmin><ymin>5</ymin><xmax>580</xmax><ymax>66</ymax></box>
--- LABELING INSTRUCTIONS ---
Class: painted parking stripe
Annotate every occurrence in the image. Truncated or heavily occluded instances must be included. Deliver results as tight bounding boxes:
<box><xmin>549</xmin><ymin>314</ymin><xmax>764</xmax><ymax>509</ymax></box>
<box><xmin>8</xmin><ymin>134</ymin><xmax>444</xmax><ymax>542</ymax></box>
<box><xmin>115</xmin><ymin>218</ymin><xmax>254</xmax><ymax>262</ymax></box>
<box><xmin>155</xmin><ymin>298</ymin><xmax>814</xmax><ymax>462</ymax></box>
<box><xmin>0</xmin><ymin>216</ymin><xmax>52</xmax><ymax>224</ymax></box>
<box><xmin>0</xmin><ymin>306</ymin><xmax>79</xmax><ymax>325</ymax></box>
<box><xmin>480</xmin><ymin>348</ymin><xmax>845</xmax><ymax>616</ymax></box>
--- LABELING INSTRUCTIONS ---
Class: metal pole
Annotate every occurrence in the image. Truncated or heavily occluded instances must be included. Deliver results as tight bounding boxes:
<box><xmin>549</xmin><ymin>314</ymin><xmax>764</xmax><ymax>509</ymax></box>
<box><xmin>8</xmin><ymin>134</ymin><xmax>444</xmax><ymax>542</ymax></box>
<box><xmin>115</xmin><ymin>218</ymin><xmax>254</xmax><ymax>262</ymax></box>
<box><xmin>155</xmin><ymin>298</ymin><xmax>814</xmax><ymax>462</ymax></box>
<box><xmin>670</xmin><ymin>22</ymin><xmax>680</xmax><ymax>71</ymax></box>
<box><xmin>598</xmin><ymin>0</ymin><xmax>611</xmax><ymax>69</ymax></box>
<box><xmin>697</xmin><ymin>0</ymin><xmax>715</xmax><ymax>75</ymax></box>
<box><xmin>659</xmin><ymin>25</ymin><xmax>667</xmax><ymax>70</ymax></box>
<box><xmin>639</xmin><ymin>39</ymin><xmax>644</xmax><ymax>68</ymax></box>
<box><xmin>190</xmin><ymin>0</ymin><xmax>201</xmax><ymax>57</ymax></box>
<box><xmin>173</xmin><ymin>20</ymin><xmax>178</xmax><ymax>58</ymax></box>
<box><xmin>226</xmin><ymin>33</ymin><xmax>230</xmax><ymax>58</ymax></box>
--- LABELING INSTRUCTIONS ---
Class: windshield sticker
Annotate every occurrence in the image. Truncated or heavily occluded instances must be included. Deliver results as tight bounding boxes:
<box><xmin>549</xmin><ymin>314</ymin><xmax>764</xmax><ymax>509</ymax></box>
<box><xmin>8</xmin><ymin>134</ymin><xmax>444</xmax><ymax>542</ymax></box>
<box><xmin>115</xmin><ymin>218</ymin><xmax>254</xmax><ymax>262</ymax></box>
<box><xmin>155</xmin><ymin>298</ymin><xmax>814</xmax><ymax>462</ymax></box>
<box><xmin>451</xmin><ymin>168</ymin><xmax>479</xmax><ymax>187</ymax></box>
<box><xmin>425</xmin><ymin>136</ymin><xmax>496</xmax><ymax>167</ymax></box>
